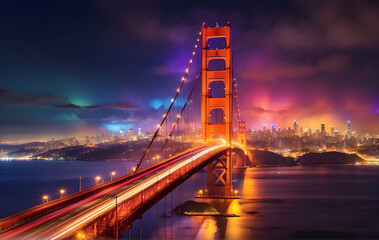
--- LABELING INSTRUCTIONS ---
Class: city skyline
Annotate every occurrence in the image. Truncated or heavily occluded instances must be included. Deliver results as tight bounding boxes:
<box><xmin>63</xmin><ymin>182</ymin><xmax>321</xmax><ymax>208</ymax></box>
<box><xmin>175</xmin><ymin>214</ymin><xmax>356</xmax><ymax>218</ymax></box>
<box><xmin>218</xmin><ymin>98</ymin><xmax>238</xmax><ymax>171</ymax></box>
<box><xmin>256</xmin><ymin>120</ymin><xmax>356</xmax><ymax>136</ymax></box>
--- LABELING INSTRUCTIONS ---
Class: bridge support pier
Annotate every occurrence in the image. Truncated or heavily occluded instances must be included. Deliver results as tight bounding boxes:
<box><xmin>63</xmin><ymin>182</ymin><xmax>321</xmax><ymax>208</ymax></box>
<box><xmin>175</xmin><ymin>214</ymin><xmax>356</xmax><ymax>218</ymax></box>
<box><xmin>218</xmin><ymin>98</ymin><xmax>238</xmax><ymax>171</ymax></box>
<box><xmin>202</xmin><ymin>148</ymin><xmax>239</xmax><ymax>198</ymax></box>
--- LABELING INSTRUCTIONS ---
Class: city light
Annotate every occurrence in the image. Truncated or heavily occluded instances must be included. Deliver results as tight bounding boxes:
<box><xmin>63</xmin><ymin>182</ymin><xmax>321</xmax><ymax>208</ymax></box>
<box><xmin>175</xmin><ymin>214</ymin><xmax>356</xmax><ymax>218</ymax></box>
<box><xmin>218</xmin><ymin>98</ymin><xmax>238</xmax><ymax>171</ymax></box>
<box><xmin>42</xmin><ymin>195</ymin><xmax>48</xmax><ymax>203</ymax></box>
<box><xmin>111</xmin><ymin>171</ymin><xmax>116</xmax><ymax>181</ymax></box>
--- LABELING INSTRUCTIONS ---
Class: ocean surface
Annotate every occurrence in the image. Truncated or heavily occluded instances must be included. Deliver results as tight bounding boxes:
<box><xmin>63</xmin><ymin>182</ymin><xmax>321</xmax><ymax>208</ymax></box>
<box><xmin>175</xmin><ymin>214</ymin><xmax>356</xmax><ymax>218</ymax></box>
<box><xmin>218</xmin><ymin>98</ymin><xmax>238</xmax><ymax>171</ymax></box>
<box><xmin>1</xmin><ymin>160</ymin><xmax>378</xmax><ymax>239</ymax></box>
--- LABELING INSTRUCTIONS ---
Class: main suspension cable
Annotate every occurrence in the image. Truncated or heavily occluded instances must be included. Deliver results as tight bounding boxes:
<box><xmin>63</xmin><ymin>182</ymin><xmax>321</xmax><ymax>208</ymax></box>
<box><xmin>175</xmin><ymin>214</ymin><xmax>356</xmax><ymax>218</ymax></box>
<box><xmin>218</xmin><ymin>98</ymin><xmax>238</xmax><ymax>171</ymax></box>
<box><xmin>159</xmin><ymin>73</ymin><xmax>201</xmax><ymax>153</ymax></box>
<box><xmin>135</xmin><ymin>24</ymin><xmax>204</xmax><ymax>171</ymax></box>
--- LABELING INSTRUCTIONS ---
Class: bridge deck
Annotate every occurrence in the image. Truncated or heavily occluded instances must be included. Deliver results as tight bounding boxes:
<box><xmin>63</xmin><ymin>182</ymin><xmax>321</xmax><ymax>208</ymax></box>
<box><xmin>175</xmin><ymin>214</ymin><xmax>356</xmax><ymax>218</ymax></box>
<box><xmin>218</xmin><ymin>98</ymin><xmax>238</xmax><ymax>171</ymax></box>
<box><xmin>0</xmin><ymin>145</ymin><xmax>227</xmax><ymax>239</ymax></box>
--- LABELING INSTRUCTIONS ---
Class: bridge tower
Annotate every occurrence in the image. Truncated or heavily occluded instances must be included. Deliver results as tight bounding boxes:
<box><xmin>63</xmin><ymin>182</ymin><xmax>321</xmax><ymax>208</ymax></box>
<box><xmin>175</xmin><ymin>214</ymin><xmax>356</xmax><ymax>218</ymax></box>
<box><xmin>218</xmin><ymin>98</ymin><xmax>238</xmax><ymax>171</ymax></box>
<box><xmin>202</xmin><ymin>23</ymin><xmax>234</xmax><ymax>196</ymax></box>
<box><xmin>238</xmin><ymin>121</ymin><xmax>247</xmax><ymax>150</ymax></box>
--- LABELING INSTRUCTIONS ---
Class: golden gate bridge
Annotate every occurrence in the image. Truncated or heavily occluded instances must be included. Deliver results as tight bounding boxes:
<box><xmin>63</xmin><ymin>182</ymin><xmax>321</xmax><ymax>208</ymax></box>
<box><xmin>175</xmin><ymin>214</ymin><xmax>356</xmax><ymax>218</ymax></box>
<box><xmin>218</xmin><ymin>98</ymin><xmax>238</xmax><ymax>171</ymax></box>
<box><xmin>0</xmin><ymin>22</ymin><xmax>248</xmax><ymax>239</ymax></box>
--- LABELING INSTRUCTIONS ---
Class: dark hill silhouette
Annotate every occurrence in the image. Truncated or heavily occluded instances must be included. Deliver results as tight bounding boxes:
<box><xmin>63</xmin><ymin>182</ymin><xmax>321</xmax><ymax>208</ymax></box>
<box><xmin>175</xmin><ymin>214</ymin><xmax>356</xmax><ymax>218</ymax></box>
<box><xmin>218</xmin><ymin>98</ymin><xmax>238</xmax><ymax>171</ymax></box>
<box><xmin>250</xmin><ymin>150</ymin><xmax>297</xmax><ymax>166</ymax></box>
<box><xmin>297</xmin><ymin>151</ymin><xmax>365</xmax><ymax>165</ymax></box>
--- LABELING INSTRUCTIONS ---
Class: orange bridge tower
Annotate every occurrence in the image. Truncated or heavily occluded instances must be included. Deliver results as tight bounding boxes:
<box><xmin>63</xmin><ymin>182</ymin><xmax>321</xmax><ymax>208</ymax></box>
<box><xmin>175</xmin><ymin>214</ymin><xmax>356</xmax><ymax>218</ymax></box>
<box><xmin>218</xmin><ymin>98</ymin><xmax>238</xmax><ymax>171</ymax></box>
<box><xmin>202</xmin><ymin>23</ymin><xmax>234</xmax><ymax>197</ymax></box>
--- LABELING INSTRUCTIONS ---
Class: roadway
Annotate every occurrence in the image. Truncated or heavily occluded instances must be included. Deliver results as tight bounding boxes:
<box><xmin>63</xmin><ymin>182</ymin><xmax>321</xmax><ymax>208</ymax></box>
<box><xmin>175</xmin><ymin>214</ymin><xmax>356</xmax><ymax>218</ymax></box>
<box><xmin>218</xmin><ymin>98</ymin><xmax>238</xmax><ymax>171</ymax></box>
<box><xmin>0</xmin><ymin>145</ymin><xmax>224</xmax><ymax>239</ymax></box>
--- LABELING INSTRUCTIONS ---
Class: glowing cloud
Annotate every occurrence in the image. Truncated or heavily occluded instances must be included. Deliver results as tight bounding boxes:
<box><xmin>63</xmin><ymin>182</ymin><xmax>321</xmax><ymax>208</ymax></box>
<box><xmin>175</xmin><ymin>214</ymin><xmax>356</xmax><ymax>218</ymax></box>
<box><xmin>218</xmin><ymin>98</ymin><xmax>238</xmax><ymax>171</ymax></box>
<box><xmin>102</xmin><ymin>121</ymin><xmax>134</xmax><ymax>132</ymax></box>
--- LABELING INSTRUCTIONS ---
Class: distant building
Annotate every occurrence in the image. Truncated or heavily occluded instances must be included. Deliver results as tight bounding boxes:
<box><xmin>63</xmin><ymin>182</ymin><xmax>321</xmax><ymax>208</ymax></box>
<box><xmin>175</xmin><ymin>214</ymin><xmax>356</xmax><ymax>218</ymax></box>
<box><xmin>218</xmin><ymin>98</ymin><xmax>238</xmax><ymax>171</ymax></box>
<box><xmin>334</xmin><ymin>130</ymin><xmax>339</xmax><ymax>137</ymax></box>
<box><xmin>120</xmin><ymin>131</ymin><xmax>125</xmax><ymax>140</ymax></box>
<box><xmin>128</xmin><ymin>128</ymin><xmax>134</xmax><ymax>140</ymax></box>
<box><xmin>331</xmin><ymin>126</ymin><xmax>334</xmax><ymax>137</ymax></box>
<box><xmin>347</xmin><ymin>120</ymin><xmax>351</xmax><ymax>139</ymax></box>
<box><xmin>294</xmin><ymin>121</ymin><xmax>299</xmax><ymax>135</ymax></box>
<box><xmin>110</xmin><ymin>134</ymin><xmax>116</xmax><ymax>142</ymax></box>
<box><xmin>321</xmin><ymin>123</ymin><xmax>325</xmax><ymax>135</ymax></box>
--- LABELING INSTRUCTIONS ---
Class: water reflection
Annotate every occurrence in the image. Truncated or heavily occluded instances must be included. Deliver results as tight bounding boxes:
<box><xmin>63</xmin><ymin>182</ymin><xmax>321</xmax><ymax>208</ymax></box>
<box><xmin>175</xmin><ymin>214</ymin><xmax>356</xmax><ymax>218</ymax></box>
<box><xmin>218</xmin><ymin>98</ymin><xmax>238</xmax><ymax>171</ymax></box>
<box><xmin>196</xmin><ymin>218</ymin><xmax>218</xmax><ymax>239</ymax></box>
<box><xmin>1</xmin><ymin>161</ymin><xmax>379</xmax><ymax>239</ymax></box>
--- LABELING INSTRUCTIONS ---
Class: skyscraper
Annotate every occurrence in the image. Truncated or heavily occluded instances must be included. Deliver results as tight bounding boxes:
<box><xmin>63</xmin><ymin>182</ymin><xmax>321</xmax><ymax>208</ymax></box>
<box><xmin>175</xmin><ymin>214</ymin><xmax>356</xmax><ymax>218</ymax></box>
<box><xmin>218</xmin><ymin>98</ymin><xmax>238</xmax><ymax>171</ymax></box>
<box><xmin>119</xmin><ymin>130</ymin><xmax>125</xmax><ymax>140</ymax></box>
<box><xmin>128</xmin><ymin>128</ymin><xmax>134</xmax><ymax>140</ymax></box>
<box><xmin>321</xmin><ymin>123</ymin><xmax>325</xmax><ymax>135</ymax></box>
<box><xmin>347</xmin><ymin>120</ymin><xmax>351</xmax><ymax>139</ymax></box>
<box><xmin>294</xmin><ymin>120</ymin><xmax>299</xmax><ymax>135</ymax></box>
<box><xmin>331</xmin><ymin>126</ymin><xmax>334</xmax><ymax>137</ymax></box>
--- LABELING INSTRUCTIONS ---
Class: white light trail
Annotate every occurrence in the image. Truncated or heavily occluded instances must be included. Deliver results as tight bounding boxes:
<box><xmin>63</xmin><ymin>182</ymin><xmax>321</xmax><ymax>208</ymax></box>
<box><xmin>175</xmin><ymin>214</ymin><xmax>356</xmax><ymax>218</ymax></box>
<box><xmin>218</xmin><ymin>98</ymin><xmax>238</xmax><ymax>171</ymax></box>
<box><xmin>50</xmin><ymin>146</ymin><xmax>224</xmax><ymax>239</ymax></box>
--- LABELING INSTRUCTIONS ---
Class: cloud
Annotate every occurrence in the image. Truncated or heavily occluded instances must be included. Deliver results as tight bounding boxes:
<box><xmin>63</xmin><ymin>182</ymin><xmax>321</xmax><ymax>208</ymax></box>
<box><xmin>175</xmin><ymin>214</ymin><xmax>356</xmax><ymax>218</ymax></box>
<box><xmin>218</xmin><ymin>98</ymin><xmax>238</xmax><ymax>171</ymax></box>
<box><xmin>84</xmin><ymin>102</ymin><xmax>140</xmax><ymax>110</ymax></box>
<box><xmin>0</xmin><ymin>88</ymin><xmax>62</xmax><ymax>106</ymax></box>
<box><xmin>54</xmin><ymin>112</ymin><xmax>80</xmax><ymax>121</ymax></box>
<box><xmin>53</xmin><ymin>103</ymin><xmax>82</xmax><ymax>109</ymax></box>
<box><xmin>150</xmin><ymin>98</ymin><xmax>171</xmax><ymax>110</ymax></box>
<box><xmin>0</xmin><ymin>88</ymin><xmax>139</xmax><ymax>110</ymax></box>
<box><xmin>261</xmin><ymin>1</ymin><xmax>379</xmax><ymax>50</ymax></box>
<box><xmin>240</xmin><ymin>54</ymin><xmax>351</xmax><ymax>83</ymax></box>
<box><xmin>131</xmin><ymin>19</ymin><xmax>194</xmax><ymax>44</ymax></box>
<box><xmin>102</xmin><ymin>121</ymin><xmax>134</xmax><ymax>132</ymax></box>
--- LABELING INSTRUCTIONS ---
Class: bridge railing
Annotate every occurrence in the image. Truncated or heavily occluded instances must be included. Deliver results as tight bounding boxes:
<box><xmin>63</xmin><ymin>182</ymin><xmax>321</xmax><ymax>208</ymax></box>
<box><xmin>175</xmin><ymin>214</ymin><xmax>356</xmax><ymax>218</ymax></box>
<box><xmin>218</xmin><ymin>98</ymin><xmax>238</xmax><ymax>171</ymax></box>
<box><xmin>75</xmin><ymin>145</ymin><xmax>228</xmax><ymax>238</ymax></box>
<box><xmin>0</xmin><ymin>146</ymin><xmax>207</xmax><ymax>234</ymax></box>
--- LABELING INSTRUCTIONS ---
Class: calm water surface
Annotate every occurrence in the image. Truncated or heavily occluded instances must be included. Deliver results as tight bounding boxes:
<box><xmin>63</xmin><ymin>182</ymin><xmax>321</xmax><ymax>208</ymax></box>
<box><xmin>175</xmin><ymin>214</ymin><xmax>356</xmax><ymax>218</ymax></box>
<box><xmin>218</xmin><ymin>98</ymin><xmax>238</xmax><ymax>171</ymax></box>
<box><xmin>1</xmin><ymin>161</ymin><xmax>378</xmax><ymax>239</ymax></box>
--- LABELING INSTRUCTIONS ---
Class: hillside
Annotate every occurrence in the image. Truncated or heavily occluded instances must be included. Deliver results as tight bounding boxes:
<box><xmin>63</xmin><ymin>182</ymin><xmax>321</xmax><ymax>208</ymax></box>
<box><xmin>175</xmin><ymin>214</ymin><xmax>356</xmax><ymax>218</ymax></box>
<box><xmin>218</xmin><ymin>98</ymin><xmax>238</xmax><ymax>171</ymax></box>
<box><xmin>296</xmin><ymin>151</ymin><xmax>365</xmax><ymax>165</ymax></box>
<box><xmin>250</xmin><ymin>150</ymin><xmax>297</xmax><ymax>166</ymax></box>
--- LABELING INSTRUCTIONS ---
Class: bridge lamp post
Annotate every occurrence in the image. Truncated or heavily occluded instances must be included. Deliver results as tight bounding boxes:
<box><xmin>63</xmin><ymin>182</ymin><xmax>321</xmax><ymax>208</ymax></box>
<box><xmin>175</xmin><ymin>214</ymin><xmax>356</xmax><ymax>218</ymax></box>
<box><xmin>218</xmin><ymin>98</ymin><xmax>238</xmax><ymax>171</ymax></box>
<box><xmin>77</xmin><ymin>233</ymin><xmax>85</xmax><ymax>239</ymax></box>
<box><xmin>198</xmin><ymin>189</ymin><xmax>204</xmax><ymax>196</ymax></box>
<box><xmin>111</xmin><ymin>171</ymin><xmax>116</xmax><ymax>181</ymax></box>
<box><xmin>95</xmin><ymin>176</ymin><xmax>101</xmax><ymax>185</ymax></box>
<box><xmin>60</xmin><ymin>189</ymin><xmax>65</xmax><ymax>198</ymax></box>
<box><xmin>42</xmin><ymin>195</ymin><xmax>48</xmax><ymax>203</ymax></box>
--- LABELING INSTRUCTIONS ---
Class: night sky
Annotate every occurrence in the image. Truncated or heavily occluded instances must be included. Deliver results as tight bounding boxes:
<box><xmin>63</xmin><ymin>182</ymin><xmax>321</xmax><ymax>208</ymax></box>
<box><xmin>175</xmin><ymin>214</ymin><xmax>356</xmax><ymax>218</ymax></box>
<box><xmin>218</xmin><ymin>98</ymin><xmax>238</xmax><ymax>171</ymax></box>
<box><xmin>1</xmin><ymin>0</ymin><xmax>378</xmax><ymax>142</ymax></box>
